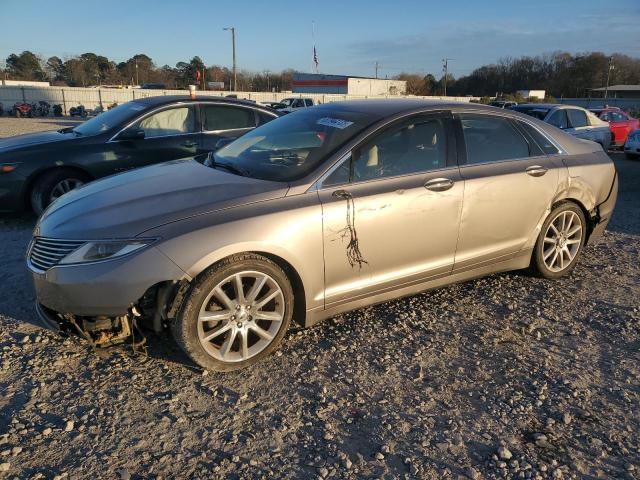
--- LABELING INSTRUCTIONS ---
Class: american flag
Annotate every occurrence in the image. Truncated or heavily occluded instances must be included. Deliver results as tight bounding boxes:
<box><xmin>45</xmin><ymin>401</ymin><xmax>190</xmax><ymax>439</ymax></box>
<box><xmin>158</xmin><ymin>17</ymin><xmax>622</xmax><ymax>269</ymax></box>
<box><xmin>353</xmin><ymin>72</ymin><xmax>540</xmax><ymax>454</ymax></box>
<box><xmin>313</xmin><ymin>46</ymin><xmax>319</xmax><ymax>70</ymax></box>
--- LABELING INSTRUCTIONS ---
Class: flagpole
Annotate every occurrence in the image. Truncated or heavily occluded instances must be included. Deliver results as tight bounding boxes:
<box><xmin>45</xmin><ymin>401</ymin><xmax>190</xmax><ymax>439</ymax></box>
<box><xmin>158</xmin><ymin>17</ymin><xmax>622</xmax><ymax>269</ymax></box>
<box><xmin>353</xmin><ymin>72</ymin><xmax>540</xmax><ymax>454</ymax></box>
<box><xmin>311</xmin><ymin>21</ymin><xmax>315</xmax><ymax>73</ymax></box>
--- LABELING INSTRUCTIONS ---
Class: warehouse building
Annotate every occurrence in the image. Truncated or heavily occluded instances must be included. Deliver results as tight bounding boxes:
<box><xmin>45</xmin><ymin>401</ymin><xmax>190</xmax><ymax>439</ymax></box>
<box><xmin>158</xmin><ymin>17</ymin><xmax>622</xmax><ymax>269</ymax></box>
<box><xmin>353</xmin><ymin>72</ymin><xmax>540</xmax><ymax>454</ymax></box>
<box><xmin>292</xmin><ymin>73</ymin><xmax>406</xmax><ymax>96</ymax></box>
<box><xmin>590</xmin><ymin>85</ymin><xmax>640</xmax><ymax>99</ymax></box>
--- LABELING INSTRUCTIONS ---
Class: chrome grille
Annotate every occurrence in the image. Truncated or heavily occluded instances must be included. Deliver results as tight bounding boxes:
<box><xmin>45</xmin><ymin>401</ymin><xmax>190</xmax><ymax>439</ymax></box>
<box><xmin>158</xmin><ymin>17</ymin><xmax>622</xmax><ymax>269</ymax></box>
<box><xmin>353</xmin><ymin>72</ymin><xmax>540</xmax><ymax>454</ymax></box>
<box><xmin>28</xmin><ymin>237</ymin><xmax>85</xmax><ymax>272</ymax></box>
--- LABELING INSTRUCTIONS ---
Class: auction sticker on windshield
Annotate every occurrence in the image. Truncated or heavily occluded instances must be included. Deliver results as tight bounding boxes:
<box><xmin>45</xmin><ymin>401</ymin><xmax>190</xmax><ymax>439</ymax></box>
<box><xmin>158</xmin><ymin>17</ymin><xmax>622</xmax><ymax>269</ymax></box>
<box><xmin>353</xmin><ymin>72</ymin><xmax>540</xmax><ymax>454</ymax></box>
<box><xmin>317</xmin><ymin>117</ymin><xmax>354</xmax><ymax>129</ymax></box>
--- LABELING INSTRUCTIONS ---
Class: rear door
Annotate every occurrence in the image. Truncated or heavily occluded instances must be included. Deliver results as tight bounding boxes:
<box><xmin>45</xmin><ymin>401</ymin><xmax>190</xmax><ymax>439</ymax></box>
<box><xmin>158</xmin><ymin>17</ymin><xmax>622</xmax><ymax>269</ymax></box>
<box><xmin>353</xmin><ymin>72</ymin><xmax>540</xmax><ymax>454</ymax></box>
<box><xmin>199</xmin><ymin>103</ymin><xmax>259</xmax><ymax>152</ymax></box>
<box><xmin>452</xmin><ymin>113</ymin><xmax>562</xmax><ymax>271</ymax></box>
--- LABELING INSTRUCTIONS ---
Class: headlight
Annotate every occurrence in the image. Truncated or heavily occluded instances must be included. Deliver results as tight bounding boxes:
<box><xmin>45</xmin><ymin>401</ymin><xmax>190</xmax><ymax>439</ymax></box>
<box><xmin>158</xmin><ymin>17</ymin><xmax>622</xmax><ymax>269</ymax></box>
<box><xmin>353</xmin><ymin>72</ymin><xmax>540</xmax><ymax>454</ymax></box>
<box><xmin>59</xmin><ymin>239</ymin><xmax>155</xmax><ymax>265</ymax></box>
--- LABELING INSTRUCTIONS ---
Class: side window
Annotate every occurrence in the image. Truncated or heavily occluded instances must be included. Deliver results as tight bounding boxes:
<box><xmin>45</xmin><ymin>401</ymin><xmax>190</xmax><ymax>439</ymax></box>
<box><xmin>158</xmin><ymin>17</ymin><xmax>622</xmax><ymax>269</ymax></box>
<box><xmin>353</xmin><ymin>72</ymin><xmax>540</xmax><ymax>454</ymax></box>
<box><xmin>459</xmin><ymin>114</ymin><xmax>529</xmax><ymax>164</ymax></box>
<box><xmin>609</xmin><ymin>112</ymin><xmax>627</xmax><ymax>122</ymax></box>
<box><xmin>257</xmin><ymin>111</ymin><xmax>277</xmax><ymax>125</ymax></box>
<box><xmin>518</xmin><ymin>121</ymin><xmax>560</xmax><ymax>155</ymax></box>
<box><xmin>137</xmin><ymin>106</ymin><xmax>195</xmax><ymax>138</ymax></box>
<box><xmin>547</xmin><ymin>110</ymin><xmax>568</xmax><ymax>129</ymax></box>
<box><xmin>203</xmin><ymin>105</ymin><xmax>256</xmax><ymax>131</ymax></box>
<box><xmin>567</xmin><ymin>109</ymin><xmax>588</xmax><ymax>128</ymax></box>
<box><xmin>305</xmin><ymin>99</ymin><xmax>313</xmax><ymax>107</ymax></box>
<box><xmin>352</xmin><ymin>117</ymin><xmax>447</xmax><ymax>181</ymax></box>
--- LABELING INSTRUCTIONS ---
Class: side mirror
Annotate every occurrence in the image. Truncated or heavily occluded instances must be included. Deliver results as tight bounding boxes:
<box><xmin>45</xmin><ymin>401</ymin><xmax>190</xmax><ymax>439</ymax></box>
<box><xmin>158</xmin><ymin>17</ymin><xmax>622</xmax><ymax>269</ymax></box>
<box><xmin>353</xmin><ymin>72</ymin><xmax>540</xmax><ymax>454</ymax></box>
<box><xmin>117</xmin><ymin>127</ymin><xmax>145</xmax><ymax>141</ymax></box>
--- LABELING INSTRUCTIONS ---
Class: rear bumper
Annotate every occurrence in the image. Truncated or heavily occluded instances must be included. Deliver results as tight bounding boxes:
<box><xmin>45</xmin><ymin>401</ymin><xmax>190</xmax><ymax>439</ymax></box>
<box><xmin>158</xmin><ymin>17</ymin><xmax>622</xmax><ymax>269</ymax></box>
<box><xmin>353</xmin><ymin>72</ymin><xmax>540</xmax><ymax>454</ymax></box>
<box><xmin>589</xmin><ymin>170</ymin><xmax>618</xmax><ymax>243</ymax></box>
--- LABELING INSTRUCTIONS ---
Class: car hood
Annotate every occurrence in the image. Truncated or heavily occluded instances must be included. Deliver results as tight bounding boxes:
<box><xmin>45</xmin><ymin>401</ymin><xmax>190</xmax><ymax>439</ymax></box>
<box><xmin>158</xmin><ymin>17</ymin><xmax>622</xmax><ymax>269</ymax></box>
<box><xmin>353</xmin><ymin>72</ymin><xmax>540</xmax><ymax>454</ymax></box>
<box><xmin>0</xmin><ymin>129</ymin><xmax>76</xmax><ymax>152</ymax></box>
<box><xmin>36</xmin><ymin>159</ymin><xmax>289</xmax><ymax>239</ymax></box>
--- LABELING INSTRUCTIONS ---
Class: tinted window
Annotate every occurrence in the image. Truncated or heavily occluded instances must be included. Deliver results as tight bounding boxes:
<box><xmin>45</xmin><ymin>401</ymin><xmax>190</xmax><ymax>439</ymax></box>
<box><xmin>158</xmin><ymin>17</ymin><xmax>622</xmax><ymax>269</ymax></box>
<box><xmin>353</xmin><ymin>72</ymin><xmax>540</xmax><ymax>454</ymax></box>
<box><xmin>352</xmin><ymin>118</ymin><xmax>447</xmax><ymax>181</ymax></box>
<box><xmin>518</xmin><ymin>121</ymin><xmax>560</xmax><ymax>155</ymax></box>
<box><xmin>567</xmin><ymin>109</ymin><xmax>588</xmax><ymax>128</ymax></box>
<box><xmin>137</xmin><ymin>106</ymin><xmax>195</xmax><ymax>138</ymax></box>
<box><xmin>608</xmin><ymin>112</ymin><xmax>628</xmax><ymax>122</ymax></box>
<box><xmin>460</xmin><ymin>114</ymin><xmax>529</xmax><ymax>164</ymax></box>
<box><xmin>305</xmin><ymin>99</ymin><xmax>313</xmax><ymax>107</ymax></box>
<box><xmin>257</xmin><ymin>111</ymin><xmax>278</xmax><ymax>125</ymax></box>
<box><xmin>203</xmin><ymin>105</ymin><xmax>256</xmax><ymax>131</ymax></box>
<box><xmin>547</xmin><ymin>110</ymin><xmax>568</xmax><ymax>129</ymax></box>
<box><xmin>211</xmin><ymin>108</ymin><xmax>377</xmax><ymax>182</ymax></box>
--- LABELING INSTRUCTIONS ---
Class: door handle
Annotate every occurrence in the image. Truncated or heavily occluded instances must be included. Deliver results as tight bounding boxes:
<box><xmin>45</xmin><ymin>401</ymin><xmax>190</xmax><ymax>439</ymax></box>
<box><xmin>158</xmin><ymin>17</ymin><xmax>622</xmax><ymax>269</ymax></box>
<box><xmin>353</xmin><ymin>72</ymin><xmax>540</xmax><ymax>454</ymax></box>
<box><xmin>424</xmin><ymin>178</ymin><xmax>454</xmax><ymax>192</ymax></box>
<box><xmin>181</xmin><ymin>140</ymin><xmax>197</xmax><ymax>148</ymax></box>
<box><xmin>525</xmin><ymin>165</ymin><xmax>548</xmax><ymax>177</ymax></box>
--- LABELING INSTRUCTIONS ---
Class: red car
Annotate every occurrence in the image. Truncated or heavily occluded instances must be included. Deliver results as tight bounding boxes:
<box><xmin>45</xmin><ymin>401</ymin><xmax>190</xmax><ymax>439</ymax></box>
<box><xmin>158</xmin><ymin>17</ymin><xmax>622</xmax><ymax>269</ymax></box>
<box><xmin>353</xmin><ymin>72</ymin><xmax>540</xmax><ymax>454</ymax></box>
<box><xmin>590</xmin><ymin>107</ymin><xmax>640</xmax><ymax>147</ymax></box>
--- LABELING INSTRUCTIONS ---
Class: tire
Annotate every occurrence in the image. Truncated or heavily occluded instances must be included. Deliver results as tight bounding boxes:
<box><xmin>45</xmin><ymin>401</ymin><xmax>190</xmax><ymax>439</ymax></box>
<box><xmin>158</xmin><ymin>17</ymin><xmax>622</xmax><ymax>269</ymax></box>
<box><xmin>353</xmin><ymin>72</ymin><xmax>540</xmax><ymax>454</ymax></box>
<box><xmin>30</xmin><ymin>169</ymin><xmax>88</xmax><ymax>215</ymax></box>
<box><xmin>532</xmin><ymin>202</ymin><xmax>586</xmax><ymax>279</ymax></box>
<box><xmin>172</xmin><ymin>253</ymin><xmax>294</xmax><ymax>372</ymax></box>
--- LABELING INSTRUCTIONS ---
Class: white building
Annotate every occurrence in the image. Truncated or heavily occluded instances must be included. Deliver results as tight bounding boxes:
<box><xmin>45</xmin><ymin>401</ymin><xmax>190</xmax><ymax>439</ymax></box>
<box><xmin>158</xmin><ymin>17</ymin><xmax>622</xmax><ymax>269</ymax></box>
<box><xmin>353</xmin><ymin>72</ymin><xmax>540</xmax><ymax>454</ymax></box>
<box><xmin>517</xmin><ymin>90</ymin><xmax>546</xmax><ymax>100</ymax></box>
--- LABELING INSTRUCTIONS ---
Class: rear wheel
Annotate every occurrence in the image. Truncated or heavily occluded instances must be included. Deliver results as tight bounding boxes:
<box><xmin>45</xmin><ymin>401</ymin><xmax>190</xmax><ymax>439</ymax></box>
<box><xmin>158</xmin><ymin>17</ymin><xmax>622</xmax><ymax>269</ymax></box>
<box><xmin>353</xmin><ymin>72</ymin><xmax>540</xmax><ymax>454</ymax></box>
<box><xmin>533</xmin><ymin>202</ymin><xmax>586</xmax><ymax>279</ymax></box>
<box><xmin>30</xmin><ymin>169</ymin><xmax>88</xmax><ymax>215</ymax></box>
<box><xmin>172</xmin><ymin>253</ymin><xmax>294</xmax><ymax>371</ymax></box>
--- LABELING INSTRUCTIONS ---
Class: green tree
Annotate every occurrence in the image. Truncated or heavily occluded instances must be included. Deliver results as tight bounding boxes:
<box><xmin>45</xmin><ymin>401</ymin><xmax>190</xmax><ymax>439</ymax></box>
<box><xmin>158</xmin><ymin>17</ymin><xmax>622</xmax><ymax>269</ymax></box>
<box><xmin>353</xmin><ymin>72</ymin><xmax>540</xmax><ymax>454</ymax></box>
<box><xmin>5</xmin><ymin>51</ymin><xmax>46</xmax><ymax>81</ymax></box>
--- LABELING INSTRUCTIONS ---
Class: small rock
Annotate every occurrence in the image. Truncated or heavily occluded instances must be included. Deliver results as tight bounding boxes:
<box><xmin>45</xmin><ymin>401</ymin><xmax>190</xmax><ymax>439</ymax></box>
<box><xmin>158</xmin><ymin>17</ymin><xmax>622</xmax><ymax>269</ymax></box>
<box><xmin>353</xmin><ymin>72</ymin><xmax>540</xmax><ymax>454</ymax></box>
<box><xmin>374</xmin><ymin>452</ymin><xmax>384</xmax><ymax>460</ymax></box>
<box><xmin>497</xmin><ymin>446</ymin><xmax>512</xmax><ymax>460</ymax></box>
<box><xmin>343</xmin><ymin>457</ymin><xmax>352</xmax><ymax>469</ymax></box>
<box><xmin>10</xmin><ymin>446</ymin><xmax>21</xmax><ymax>455</ymax></box>
<box><xmin>42</xmin><ymin>427</ymin><xmax>53</xmax><ymax>436</ymax></box>
<box><xmin>562</xmin><ymin>413</ymin><xmax>572</xmax><ymax>425</ymax></box>
<box><xmin>381</xmin><ymin>444</ymin><xmax>390</xmax><ymax>454</ymax></box>
<box><xmin>318</xmin><ymin>466</ymin><xmax>329</xmax><ymax>478</ymax></box>
<box><xmin>0</xmin><ymin>462</ymin><xmax>9</xmax><ymax>472</ymax></box>
<box><xmin>465</xmin><ymin>466</ymin><xmax>480</xmax><ymax>480</ymax></box>
<box><xmin>64</xmin><ymin>421</ymin><xmax>74</xmax><ymax>432</ymax></box>
<box><xmin>116</xmin><ymin>468</ymin><xmax>130</xmax><ymax>480</ymax></box>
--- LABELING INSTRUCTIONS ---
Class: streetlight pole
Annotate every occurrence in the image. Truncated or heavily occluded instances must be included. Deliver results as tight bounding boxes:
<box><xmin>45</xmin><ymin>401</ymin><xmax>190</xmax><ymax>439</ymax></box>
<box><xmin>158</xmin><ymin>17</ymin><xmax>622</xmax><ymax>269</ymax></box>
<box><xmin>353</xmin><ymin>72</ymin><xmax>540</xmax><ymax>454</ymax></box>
<box><xmin>442</xmin><ymin>58</ymin><xmax>452</xmax><ymax>96</ymax></box>
<box><xmin>223</xmin><ymin>27</ymin><xmax>237</xmax><ymax>91</ymax></box>
<box><xmin>604</xmin><ymin>56</ymin><xmax>614</xmax><ymax>100</ymax></box>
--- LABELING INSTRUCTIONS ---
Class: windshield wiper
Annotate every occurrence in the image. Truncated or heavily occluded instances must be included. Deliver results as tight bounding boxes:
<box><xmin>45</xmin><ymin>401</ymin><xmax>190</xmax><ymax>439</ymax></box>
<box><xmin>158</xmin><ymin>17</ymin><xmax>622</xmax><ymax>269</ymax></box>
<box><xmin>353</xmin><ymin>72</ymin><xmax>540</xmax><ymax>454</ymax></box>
<box><xmin>211</xmin><ymin>160</ymin><xmax>249</xmax><ymax>177</ymax></box>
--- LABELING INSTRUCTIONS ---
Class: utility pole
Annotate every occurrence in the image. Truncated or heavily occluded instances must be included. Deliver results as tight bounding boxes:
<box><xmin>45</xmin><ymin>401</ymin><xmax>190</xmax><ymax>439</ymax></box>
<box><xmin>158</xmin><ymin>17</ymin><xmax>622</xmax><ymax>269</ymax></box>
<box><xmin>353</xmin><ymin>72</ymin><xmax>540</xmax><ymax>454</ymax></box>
<box><xmin>223</xmin><ymin>27</ymin><xmax>237</xmax><ymax>91</ymax></box>
<box><xmin>442</xmin><ymin>58</ymin><xmax>452</xmax><ymax>96</ymax></box>
<box><xmin>375</xmin><ymin>61</ymin><xmax>379</xmax><ymax>79</ymax></box>
<box><xmin>604</xmin><ymin>56</ymin><xmax>614</xmax><ymax>99</ymax></box>
<box><xmin>135</xmin><ymin>59</ymin><xmax>139</xmax><ymax>86</ymax></box>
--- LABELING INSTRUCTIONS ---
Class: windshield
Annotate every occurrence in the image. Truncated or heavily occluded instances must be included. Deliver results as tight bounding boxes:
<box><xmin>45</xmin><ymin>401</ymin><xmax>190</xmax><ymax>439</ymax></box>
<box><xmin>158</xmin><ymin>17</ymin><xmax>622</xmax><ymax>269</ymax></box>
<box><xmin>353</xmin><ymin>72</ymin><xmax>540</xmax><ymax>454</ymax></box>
<box><xmin>512</xmin><ymin>106</ymin><xmax>549</xmax><ymax>120</ymax></box>
<box><xmin>211</xmin><ymin>107</ymin><xmax>378</xmax><ymax>182</ymax></box>
<box><xmin>72</xmin><ymin>101</ymin><xmax>148</xmax><ymax>136</ymax></box>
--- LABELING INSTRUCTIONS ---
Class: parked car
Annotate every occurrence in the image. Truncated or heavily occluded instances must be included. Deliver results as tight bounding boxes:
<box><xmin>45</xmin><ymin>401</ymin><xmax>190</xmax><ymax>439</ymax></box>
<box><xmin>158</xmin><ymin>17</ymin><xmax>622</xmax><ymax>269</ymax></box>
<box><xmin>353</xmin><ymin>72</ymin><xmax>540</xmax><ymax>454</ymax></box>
<box><xmin>489</xmin><ymin>100</ymin><xmax>517</xmax><ymax>109</ymax></box>
<box><xmin>274</xmin><ymin>97</ymin><xmax>315</xmax><ymax>113</ymax></box>
<box><xmin>589</xmin><ymin>107</ymin><xmax>640</xmax><ymax>147</ymax></box>
<box><xmin>512</xmin><ymin>104</ymin><xmax>612</xmax><ymax>150</ymax></box>
<box><xmin>623</xmin><ymin>129</ymin><xmax>640</xmax><ymax>159</ymax></box>
<box><xmin>28</xmin><ymin>100</ymin><xmax>617</xmax><ymax>371</ymax></box>
<box><xmin>0</xmin><ymin>95</ymin><xmax>281</xmax><ymax>214</ymax></box>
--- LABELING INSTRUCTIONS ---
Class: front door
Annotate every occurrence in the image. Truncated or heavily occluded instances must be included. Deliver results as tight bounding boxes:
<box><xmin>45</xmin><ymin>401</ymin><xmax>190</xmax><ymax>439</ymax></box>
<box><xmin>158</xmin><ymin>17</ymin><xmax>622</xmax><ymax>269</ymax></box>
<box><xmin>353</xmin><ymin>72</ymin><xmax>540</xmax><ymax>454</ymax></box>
<box><xmin>318</xmin><ymin>113</ymin><xmax>464</xmax><ymax>306</ymax></box>
<box><xmin>108</xmin><ymin>105</ymin><xmax>199</xmax><ymax>174</ymax></box>
<box><xmin>452</xmin><ymin>113</ymin><xmax>561</xmax><ymax>271</ymax></box>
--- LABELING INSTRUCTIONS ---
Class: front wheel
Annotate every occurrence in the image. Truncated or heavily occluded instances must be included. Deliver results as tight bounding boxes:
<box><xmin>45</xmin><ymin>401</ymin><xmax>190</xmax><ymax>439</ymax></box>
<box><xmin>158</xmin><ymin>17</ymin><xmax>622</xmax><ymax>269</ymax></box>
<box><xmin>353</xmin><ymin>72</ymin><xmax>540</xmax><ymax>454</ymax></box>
<box><xmin>30</xmin><ymin>169</ymin><xmax>88</xmax><ymax>215</ymax></box>
<box><xmin>533</xmin><ymin>202</ymin><xmax>586</xmax><ymax>279</ymax></box>
<box><xmin>172</xmin><ymin>253</ymin><xmax>294</xmax><ymax>371</ymax></box>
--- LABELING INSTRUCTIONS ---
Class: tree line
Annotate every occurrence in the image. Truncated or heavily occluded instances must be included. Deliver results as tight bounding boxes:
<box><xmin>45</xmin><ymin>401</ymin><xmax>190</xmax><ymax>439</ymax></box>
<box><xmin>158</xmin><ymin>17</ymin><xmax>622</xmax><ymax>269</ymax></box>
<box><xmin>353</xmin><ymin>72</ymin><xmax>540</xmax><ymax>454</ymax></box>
<box><xmin>398</xmin><ymin>52</ymin><xmax>640</xmax><ymax>98</ymax></box>
<box><xmin>2</xmin><ymin>50</ymin><xmax>639</xmax><ymax>97</ymax></box>
<box><xmin>1</xmin><ymin>51</ymin><xmax>296</xmax><ymax>92</ymax></box>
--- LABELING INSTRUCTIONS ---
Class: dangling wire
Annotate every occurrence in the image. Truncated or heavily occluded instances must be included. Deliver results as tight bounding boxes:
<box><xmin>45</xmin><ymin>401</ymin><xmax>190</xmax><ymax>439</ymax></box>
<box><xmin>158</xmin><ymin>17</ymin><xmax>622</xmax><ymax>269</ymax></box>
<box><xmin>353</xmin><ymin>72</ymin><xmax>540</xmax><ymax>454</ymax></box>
<box><xmin>333</xmin><ymin>190</ymin><xmax>368</xmax><ymax>269</ymax></box>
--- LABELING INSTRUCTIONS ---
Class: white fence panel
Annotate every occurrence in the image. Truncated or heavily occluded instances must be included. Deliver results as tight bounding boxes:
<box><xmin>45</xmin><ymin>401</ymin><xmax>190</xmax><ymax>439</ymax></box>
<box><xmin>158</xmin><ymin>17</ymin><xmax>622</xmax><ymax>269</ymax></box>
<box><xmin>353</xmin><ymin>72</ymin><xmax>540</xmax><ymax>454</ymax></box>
<box><xmin>0</xmin><ymin>85</ymin><xmax>475</xmax><ymax>116</ymax></box>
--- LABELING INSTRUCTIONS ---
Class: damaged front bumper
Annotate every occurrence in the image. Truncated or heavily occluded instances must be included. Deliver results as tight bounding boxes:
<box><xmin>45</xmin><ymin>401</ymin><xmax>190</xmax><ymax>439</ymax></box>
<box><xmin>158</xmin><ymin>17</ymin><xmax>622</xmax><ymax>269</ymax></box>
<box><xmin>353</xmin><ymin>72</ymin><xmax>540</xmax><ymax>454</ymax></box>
<box><xmin>35</xmin><ymin>301</ymin><xmax>137</xmax><ymax>347</ymax></box>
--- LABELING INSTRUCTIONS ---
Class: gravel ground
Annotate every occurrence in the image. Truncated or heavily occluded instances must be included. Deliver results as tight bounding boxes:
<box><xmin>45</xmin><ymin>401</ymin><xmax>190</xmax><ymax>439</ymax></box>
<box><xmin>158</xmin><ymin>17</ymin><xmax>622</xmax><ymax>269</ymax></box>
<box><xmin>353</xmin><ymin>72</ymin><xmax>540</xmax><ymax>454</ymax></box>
<box><xmin>0</xmin><ymin>118</ymin><xmax>638</xmax><ymax>480</ymax></box>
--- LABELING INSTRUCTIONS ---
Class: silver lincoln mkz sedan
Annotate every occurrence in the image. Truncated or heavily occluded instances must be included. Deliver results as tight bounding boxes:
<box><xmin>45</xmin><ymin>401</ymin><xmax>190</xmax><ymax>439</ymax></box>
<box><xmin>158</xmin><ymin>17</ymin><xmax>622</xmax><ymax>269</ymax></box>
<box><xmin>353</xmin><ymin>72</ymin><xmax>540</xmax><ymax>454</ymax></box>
<box><xmin>28</xmin><ymin>100</ymin><xmax>618</xmax><ymax>371</ymax></box>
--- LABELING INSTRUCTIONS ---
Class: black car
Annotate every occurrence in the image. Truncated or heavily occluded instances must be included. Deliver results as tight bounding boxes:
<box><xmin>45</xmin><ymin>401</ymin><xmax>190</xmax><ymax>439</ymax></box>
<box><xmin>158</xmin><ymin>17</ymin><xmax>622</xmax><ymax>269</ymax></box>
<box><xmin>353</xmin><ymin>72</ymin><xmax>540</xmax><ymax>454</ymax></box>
<box><xmin>0</xmin><ymin>95</ymin><xmax>281</xmax><ymax>214</ymax></box>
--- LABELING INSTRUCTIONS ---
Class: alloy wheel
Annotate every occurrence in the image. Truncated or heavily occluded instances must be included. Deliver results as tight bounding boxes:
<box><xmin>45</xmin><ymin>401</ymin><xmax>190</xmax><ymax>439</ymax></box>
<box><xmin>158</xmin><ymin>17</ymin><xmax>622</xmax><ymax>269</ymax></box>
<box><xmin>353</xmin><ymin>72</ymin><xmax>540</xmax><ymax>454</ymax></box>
<box><xmin>50</xmin><ymin>178</ymin><xmax>84</xmax><ymax>202</ymax></box>
<box><xmin>197</xmin><ymin>270</ymin><xmax>285</xmax><ymax>362</ymax></box>
<box><xmin>542</xmin><ymin>210</ymin><xmax>583</xmax><ymax>272</ymax></box>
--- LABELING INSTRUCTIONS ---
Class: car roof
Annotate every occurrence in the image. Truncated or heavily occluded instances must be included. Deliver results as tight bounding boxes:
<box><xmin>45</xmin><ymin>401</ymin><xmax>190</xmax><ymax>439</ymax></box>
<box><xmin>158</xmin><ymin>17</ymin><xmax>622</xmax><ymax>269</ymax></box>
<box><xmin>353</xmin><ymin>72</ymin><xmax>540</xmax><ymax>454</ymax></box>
<box><xmin>131</xmin><ymin>94</ymin><xmax>279</xmax><ymax>112</ymax></box>
<box><xmin>312</xmin><ymin>99</ymin><xmax>499</xmax><ymax>116</ymax></box>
